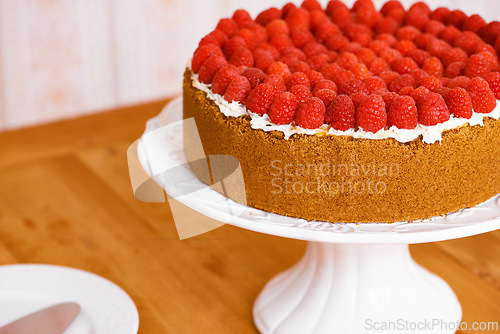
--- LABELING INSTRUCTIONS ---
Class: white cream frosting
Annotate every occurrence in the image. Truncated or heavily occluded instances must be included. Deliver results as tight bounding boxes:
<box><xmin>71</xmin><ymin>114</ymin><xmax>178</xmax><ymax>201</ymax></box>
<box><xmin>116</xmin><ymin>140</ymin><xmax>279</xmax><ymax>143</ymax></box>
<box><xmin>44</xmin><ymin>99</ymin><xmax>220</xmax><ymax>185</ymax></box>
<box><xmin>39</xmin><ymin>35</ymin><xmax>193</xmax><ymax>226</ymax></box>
<box><xmin>191</xmin><ymin>72</ymin><xmax>500</xmax><ymax>144</ymax></box>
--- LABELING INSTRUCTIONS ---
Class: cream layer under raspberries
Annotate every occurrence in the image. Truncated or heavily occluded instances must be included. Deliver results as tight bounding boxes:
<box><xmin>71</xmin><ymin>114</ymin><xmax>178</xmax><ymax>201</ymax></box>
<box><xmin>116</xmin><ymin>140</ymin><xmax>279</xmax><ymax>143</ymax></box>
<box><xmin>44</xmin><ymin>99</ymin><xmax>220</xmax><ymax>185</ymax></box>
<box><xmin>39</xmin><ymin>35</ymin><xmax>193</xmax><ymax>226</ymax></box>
<box><xmin>192</xmin><ymin>71</ymin><xmax>500</xmax><ymax>144</ymax></box>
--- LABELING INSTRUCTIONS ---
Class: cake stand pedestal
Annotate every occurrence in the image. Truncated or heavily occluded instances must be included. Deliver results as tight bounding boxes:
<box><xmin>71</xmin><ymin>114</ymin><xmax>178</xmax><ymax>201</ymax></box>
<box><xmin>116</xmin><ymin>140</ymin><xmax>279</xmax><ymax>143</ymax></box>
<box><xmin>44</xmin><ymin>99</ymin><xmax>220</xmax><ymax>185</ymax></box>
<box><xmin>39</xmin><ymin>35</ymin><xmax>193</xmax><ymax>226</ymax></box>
<box><xmin>135</xmin><ymin>97</ymin><xmax>500</xmax><ymax>334</ymax></box>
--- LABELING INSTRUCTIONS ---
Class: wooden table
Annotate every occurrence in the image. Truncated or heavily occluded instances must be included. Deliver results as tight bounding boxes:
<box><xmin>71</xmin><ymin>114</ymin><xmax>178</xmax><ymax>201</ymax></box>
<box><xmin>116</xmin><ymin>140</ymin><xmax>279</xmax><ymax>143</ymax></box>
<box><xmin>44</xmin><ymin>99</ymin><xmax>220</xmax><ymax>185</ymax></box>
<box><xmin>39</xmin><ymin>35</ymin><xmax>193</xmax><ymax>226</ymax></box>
<box><xmin>0</xmin><ymin>99</ymin><xmax>499</xmax><ymax>333</ymax></box>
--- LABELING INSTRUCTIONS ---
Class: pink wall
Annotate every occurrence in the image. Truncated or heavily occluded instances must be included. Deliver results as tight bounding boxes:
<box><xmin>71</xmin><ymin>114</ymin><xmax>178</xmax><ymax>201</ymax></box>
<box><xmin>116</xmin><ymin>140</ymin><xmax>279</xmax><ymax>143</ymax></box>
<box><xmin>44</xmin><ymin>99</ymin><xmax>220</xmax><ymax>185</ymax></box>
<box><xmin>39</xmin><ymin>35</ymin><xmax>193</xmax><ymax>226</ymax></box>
<box><xmin>0</xmin><ymin>0</ymin><xmax>496</xmax><ymax>130</ymax></box>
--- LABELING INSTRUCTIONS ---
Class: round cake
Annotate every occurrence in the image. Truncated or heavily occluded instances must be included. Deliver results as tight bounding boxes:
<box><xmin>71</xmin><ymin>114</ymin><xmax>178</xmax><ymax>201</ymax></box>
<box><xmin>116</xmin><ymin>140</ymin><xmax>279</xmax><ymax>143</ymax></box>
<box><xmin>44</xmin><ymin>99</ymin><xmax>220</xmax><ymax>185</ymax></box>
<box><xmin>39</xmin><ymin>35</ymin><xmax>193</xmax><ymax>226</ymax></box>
<box><xmin>183</xmin><ymin>0</ymin><xmax>500</xmax><ymax>223</ymax></box>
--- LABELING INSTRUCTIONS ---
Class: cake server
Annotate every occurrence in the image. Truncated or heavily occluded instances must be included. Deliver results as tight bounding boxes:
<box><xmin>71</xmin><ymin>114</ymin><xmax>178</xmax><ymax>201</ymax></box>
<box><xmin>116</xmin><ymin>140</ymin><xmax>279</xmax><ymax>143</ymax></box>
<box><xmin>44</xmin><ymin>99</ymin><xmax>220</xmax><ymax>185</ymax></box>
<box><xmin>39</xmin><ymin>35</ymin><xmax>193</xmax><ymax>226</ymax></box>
<box><xmin>0</xmin><ymin>302</ymin><xmax>80</xmax><ymax>334</ymax></box>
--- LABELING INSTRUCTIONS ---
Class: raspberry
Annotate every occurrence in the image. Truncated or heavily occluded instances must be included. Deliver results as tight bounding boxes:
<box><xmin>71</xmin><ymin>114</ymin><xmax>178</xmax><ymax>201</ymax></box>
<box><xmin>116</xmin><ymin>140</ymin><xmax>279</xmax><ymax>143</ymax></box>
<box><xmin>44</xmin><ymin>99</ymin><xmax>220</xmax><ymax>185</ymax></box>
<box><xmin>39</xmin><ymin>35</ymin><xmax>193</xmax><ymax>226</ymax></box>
<box><xmin>422</xmin><ymin>57</ymin><xmax>444</xmax><ymax>77</ymax></box>
<box><xmin>352</xmin><ymin>0</ymin><xmax>373</xmax><ymax>12</ymax></box>
<box><xmin>310</xmin><ymin>10</ymin><xmax>329</xmax><ymax>31</ymax></box>
<box><xmin>411</xmin><ymin>69</ymin><xmax>430</xmax><ymax>86</ymax></box>
<box><xmin>356</xmin><ymin>4</ymin><xmax>381</xmax><ymax>28</ymax></box>
<box><xmin>250</xmin><ymin>23</ymin><xmax>268</xmax><ymax>44</ymax></box>
<box><xmin>446</xmin><ymin>10</ymin><xmax>467</xmax><ymax>29</ymax></box>
<box><xmin>267</xmin><ymin>62</ymin><xmax>292</xmax><ymax>80</ymax></box>
<box><xmin>445</xmin><ymin>87</ymin><xmax>473</xmax><ymax>119</ymax></box>
<box><xmin>301</xmin><ymin>0</ymin><xmax>323</xmax><ymax>12</ymax></box>
<box><xmin>321</xmin><ymin>63</ymin><xmax>342</xmax><ymax>81</ymax></box>
<box><xmin>339</xmin><ymin>78</ymin><xmax>368</xmax><ymax>96</ymax></box>
<box><xmin>242</xmin><ymin>68</ymin><xmax>267</xmax><ymax>88</ymax></box>
<box><xmin>329</xmin><ymin>7</ymin><xmax>352</xmax><ymax>29</ymax></box>
<box><xmin>398</xmin><ymin>86</ymin><xmax>415</xmax><ymax>96</ymax></box>
<box><xmin>369</xmin><ymin>58</ymin><xmax>390</xmax><ymax>75</ymax></box>
<box><xmin>295</xmin><ymin>97</ymin><xmax>326</xmax><ymax>129</ymax></box>
<box><xmin>411</xmin><ymin>86</ymin><xmax>430</xmax><ymax>104</ymax></box>
<box><xmin>375</xmin><ymin>17</ymin><xmax>399</xmax><ymax>35</ymax></box>
<box><xmin>481</xmin><ymin>21</ymin><xmax>500</xmax><ymax>45</ymax></box>
<box><xmin>380</xmin><ymin>0</ymin><xmax>404</xmax><ymax>16</ymax></box>
<box><xmin>315</xmin><ymin>22</ymin><xmax>340</xmax><ymax>43</ymax></box>
<box><xmin>396</xmin><ymin>26</ymin><xmax>421</xmax><ymax>41</ymax></box>
<box><xmin>454</xmin><ymin>31</ymin><xmax>481</xmax><ymax>56</ymax></box>
<box><xmin>246</xmin><ymin>83</ymin><xmax>275</xmax><ymax>115</ymax></box>
<box><xmin>445</xmin><ymin>62</ymin><xmax>465</xmax><ymax>78</ymax></box>
<box><xmin>307</xmin><ymin>54</ymin><xmax>330</xmax><ymax>71</ymax></box>
<box><xmin>283</xmin><ymin>47</ymin><xmax>307</xmax><ymax>61</ymax></box>
<box><xmin>364</xmin><ymin>77</ymin><xmax>386</xmax><ymax>94</ymax></box>
<box><xmin>212</xmin><ymin>64</ymin><xmax>240</xmax><ymax>95</ymax></box>
<box><xmin>253</xmin><ymin>49</ymin><xmax>274</xmax><ymax>72</ymax></box>
<box><xmin>417</xmin><ymin>92</ymin><xmax>450</xmax><ymax>125</ymax></box>
<box><xmin>265</xmin><ymin>74</ymin><xmax>287</xmax><ymax>96</ymax></box>
<box><xmin>368</xmin><ymin>40</ymin><xmax>389</xmax><ymax>55</ymax></box>
<box><xmin>437</xmin><ymin>87</ymin><xmax>451</xmax><ymax>100</ymax></box>
<box><xmin>484</xmin><ymin>72</ymin><xmax>500</xmax><ymax>99</ymax></box>
<box><xmin>224</xmin><ymin>36</ymin><xmax>247</xmax><ymax>59</ymax></box>
<box><xmin>463</xmin><ymin>14</ymin><xmax>487</xmax><ymax>35</ymax></box>
<box><xmin>268</xmin><ymin>92</ymin><xmax>299</xmax><ymax>125</ymax></box>
<box><xmin>303</xmin><ymin>42</ymin><xmax>328</xmax><ymax>58</ymax></box>
<box><xmin>381</xmin><ymin>91</ymin><xmax>399</xmax><ymax>111</ymax></box>
<box><xmin>387</xmin><ymin>95</ymin><xmax>418</xmax><ymax>129</ymax></box>
<box><xmin>392</xmin><ymin>57</ymin><xmax>419</xmax><ymax>75</ymax></box>
<box><xmin>426</xmin><ymin>38</ymin><xmax>450</xmax><ymax>58</ymax></box>
<box><xmin>350</xmin><ymin>92</ymin><xmax>368</xmax><ymax>110</ymax></box>
<box><xmin>464</xmin><ymin>54</ymin><xmax>491</xmax><ymax>78</ymax></box>
<box><xmin>326</xmin><ymin>0</ymin><xmax>349</xmax><ymax>15</ymax></box>
<box><xmin>257</xmin><ymin>43</ymin><xmax>280</xmax><ymax>59</ymax></box>
<box><xmin>282</xmin><ymin>2</ymin><xmax>297</xmax><ymax>16</ymax></box>
<box><xmin>439</xmin><ymin>77</ymin><xmax>451</xmax><ymax>87</ymax></box>
<box><xmin>356</xmin><ymin>95</ymin><xmax>387</xmax><ymax>132</ymax></box>
<box><xmin>229</xmin><ymin>48</ymin><xmax>254</xmax><ymax>67</ymax></box>
<box><xmin>305</xmin><ymin>69</ymin><xmax>324</xmax><ymax>88</ymax></box>
<box><xmin>442</xmin><ymin>48</ymin><xmax>468</xmax><ymax>68</ymax></box>
<box><xmin>448</xmin><ymin>76</ymin><xmax>471</xmax><ymax>89</ymax></box>
<box><xmin>340</xmin><ymin>42</ymin><xmax>363</xmax><ymax>55</ymax></box>
<box><xmin>313</xmin><ymin>79</ymin><xmax>338</xmax><ymax>95</ymax></box>
<box><xmin>409</xmin><ymin>2</ymin><xmax>431</xmax><ymax>14</ymax></box>
<box><xmin>236</xmin><ymin>29</ymin><xmax>258</xmax><ymax>50</ymax></box>
<box><xmin>286</xmin><ymin>72</ymin><xmax>311</xmax><ymax>90</ymax></box>
<box><xmin>405</xmin><ymin>7</ymin><xmax>430</xmax><ymax>30</ymax></box>
<box><xmin>334</xmin><ymin>70</ymin><xmax>356</xmax><ymax>87</ymax></box>
<box><xmin>216</xmin><ymin>18</ymin><xmax>238</xmax><ymax>37</ymax></box>
<box><xmin>378</xmin><ymin>71</ymin><xmax>399</xmax><ymax>85</ymax></box>
<box><xmin>291</xmin><ymin>27</ymin><xmax>315</xmax><ymax>48</ymax></box>
<box><xmin>198</xmin><ymin>33</ymin><xmax>221</xmax><ymax>49</ymax></box>
<box><xmin>356</xmin><ymin>48</ymin><xmax>376</xmax><ymax>65</ymax></box>
<box><xmin>326</xmin><ymin>95</ymin><xmax>356</xmax><ymax>130</ymax></box>
<box><xmin>425</xmin><ymin>20</ymin><xmax>446</xmax><ymax>37</ymax></box>
<box><xmin>430</xmin><ymin>7</ymin><xmax>450</xmax><ymax>22</ymax></box>
<box><xmin>270</xmin><ymin>35</ymin><xmax>294</xmax><ymax>53</ymax></box>
<box><xmin>478</xmin><ymin>51</ymin><xmax>499</xmax><ymax>68</ymax></box>
<box><xmin>421</xmin><ymin>76</ymin><xmax>443</xmax><ymax>92</ymax></box>
<box><xmin>388</xmin><ymin>74</ymin><xmax>416</xmax><ymax>92</ymax></box>
<box><xmin>314</xmin><ymin>89</ymin><xmax>337</xmax><ymax>108</ymax></box>
<box><xmin>380</xmin><ymin>48</ymin><xmax>402</xmax><ymax>66</ymax></box>
<box><xmin>289</xmin><ymin>84</ymin><xmax>313</xmax><ymax>103</ymax></box>
<box><xmin>325</xmin><ymin>35</ymin><xmax>349</xmax><ymax>51</ymax></box>
<box><xmin>289</xmin><ymin>61</ymin><xmax>311</xmax><ymax>73</ymax></box>
<box><xmin>386</xmin><ymin>8</ymin><xmax>405</xmax><ymax>26</ymax></box>
<box><xmin>192</xmin><ymin>44</ymin><xmax>224</xmax><ymax>73</ymax></box>
<box><xmin>224</xmin><ymin>76</ymin><xmax>251</xmax><ymax>103</ymax></box>
<box><xmin>467</xmin><ymin>77</ymin><xmax>496</xmax><ymax>113</ymax></box>
<box><xmin>256</xmin><ymin>7</ymin><xmax>282</xmax><ymax>26</ymax></box>
<box><xmin>198</xmin><ymin>55</ymin><xmax>227</xmax><ymax>84</ymax></box>
<box><xmin>232</xmin><ymin>10</ymin><xmax>253</xmax><ymax>29</ymax></box>
<box><xmin>439</xmin><ymin>26</ymin><xmax>461</xmax><ymax>44</ymax></box>
<box><xmin>413</xmin><ymin>33</ymin><xmax>436</xmax><ymax>49</ymax></box>
<box><xmin>266</xmin><ymin>19</ymin><xmax>290</xmax><ymax>39</ymax></box>
<box><xmin>285</xmin><ymin>7</ymin><xmax>311</xmax><ymax>30</ymax></box>
<box><xmin>351</xmin><ymin>63</ymin><xmax>371</xmax><ymax>80</ymax></box>
<box><xmin>395</xmin><ymin>40</ymin><xmax>417</xmax><ymax>57</ymax></box>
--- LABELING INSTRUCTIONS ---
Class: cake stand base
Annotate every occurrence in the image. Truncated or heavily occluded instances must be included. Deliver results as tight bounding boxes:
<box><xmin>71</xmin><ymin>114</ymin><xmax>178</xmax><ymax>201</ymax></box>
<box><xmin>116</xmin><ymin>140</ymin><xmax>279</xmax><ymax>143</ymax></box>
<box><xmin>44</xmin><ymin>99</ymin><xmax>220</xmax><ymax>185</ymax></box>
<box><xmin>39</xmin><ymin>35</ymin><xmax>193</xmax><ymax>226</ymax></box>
<box><xmin>254</xmin><ymin>242</ymin><xmax>461</xmax><ymax>334</ymax></box>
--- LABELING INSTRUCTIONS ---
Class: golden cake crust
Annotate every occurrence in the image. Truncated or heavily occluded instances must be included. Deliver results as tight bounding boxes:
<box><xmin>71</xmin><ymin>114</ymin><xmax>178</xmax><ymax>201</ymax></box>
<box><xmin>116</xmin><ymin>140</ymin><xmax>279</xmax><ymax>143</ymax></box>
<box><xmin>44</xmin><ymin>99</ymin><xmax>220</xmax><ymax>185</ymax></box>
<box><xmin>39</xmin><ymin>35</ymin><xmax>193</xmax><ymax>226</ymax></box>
<box><xmin>183</xmin><ymin>69</ymin><xmax>500</xmax><ymax>223</ymax></box>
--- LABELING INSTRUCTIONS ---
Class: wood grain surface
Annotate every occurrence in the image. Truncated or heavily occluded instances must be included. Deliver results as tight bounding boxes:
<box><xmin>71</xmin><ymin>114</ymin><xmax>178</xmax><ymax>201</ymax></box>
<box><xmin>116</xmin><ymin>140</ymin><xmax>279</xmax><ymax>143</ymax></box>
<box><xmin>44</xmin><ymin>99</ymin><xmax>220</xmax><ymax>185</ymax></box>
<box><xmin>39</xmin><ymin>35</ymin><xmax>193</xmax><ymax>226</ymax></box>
<box><xmin>0</xmin><ymin>98</ymin><xmax>498</xmax><ymax>333</ymax></box>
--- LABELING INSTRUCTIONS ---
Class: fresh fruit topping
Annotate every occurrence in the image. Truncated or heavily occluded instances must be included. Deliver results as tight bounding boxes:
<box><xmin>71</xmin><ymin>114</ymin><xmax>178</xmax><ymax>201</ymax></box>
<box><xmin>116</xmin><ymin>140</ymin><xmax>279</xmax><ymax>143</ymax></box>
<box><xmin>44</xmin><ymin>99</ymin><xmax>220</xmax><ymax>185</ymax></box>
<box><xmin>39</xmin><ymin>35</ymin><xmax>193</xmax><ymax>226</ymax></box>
<box><xmin>364</xmin><ymin>77</ymin><xmax>387</xmax><ymax>94</ymax></box>
<box><xmin>466</xmin><ymin>77</ymin><xmax>496</xmax><ymax>114</ymax></box>
<box><xmin>216</xmin><ymin>18</ymin><xmax>239</xmax><ymax>37</ymax></box>
<box><xmin>212</xmin><ymin>64</ymin><xmax>240</xmax><ymax>95</ymax></box>
<box><xmin>246</xmin><ymin>83</ymin><xmax>275</xmax><ymax>115</ymax></box>
<box><xmin>198</xmin><ymin>55</ymin><xmax>227</xmax><ymax>84</ymax></box>
<box><xmin>229</xmin><ymin>48</ymin><xmax>254</xmax><ymax>67</ymax></box>
<box><xmin>417</xmin><ymin>92</ymin><xmax>450</xmax><ymax>125</ymax></box>
<box><xmin>224</xmin><ymin>76</ymin><xmax>252</xmax><ymax>103</ymax></box>
<box><xmin>192</xmin><ymin>45</ymin><xmax>224</xmax><ymax>73</ymax></box>
<box><xmin>313</xmin><ymin>89</ymin><xmax>337</xmax><ymax>108</ymax></box>
<box><xmin>268</xmin><ymin>92</ymin><xmax>299</xmax><ymax>124</ymax></box>
<box><xmin>464</xmin><ymin>54</ymin><xmax>491</xmax><ymax>78</ymax></box>
<box><xmin>445</xmin><ymin>87</ymin><xmax>473</xmax><ymax>119</ymax></box>
<box><xmin>387</xmin><ymin>95</ymin><xmax>418</xmax><ymax>129</ymax></box>
<box><xmin>290</xmin><ymin>84</ymin><xmax>314</xmax><ymax>102</ymax></box>
<box><xmin>422</xmin><ymin>57</ymin><xmax>444</xmax><ymax>77</ymax></box>
<box><xmin>356</xmin><ymin>95</ymin><xmax>387</xmax><ymax>132</ymax></box>
<box><xmin>326</xmin><ymin>95</ymin><xmax>356</xmax><ymax>130</ymax></box>
<box><xmin>286</xmin><ymin>72</ymin><xmax>311</xmax><ymax>90</ymax></box>
<box><xmin>242</xmin><ymin>67</ymin><xmax>267</xmax><ymax>88</ymax></box>
<box><xmin>339</xmin><ymin>78</ymin><xmax>368</xmax><ymax>96</ymax></box>
<box><xmin>484</xmin><ymin>72</ymin><xmax>500</xmax><ymax>99</ymax></box>
<box><xmin>295</xmin><ymin>97</ymin><xmax>326</xmax><ymax>129</ymax></box>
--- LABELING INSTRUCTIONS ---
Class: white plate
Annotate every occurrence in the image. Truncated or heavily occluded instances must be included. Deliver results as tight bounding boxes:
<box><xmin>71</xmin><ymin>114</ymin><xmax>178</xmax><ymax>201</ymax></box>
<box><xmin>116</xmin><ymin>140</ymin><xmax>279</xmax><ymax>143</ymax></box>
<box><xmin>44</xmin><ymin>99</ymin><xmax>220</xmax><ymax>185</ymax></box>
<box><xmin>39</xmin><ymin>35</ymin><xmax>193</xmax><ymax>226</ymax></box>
<box><xmin>0</xmin><ymin>264</ymin><xmax>139</xmax><ymax>334</ymax></box>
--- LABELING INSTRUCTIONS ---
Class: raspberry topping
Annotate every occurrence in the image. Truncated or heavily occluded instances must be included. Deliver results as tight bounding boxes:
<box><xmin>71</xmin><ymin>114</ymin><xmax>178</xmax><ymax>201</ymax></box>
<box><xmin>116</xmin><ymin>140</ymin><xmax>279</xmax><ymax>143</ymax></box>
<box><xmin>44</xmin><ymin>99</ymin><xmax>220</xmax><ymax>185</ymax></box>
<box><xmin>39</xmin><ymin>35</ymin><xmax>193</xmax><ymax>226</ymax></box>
<box><xmin>192</xmin><ymin>1</ymin><xmax>500</xmax><ymax>132</ymax></box>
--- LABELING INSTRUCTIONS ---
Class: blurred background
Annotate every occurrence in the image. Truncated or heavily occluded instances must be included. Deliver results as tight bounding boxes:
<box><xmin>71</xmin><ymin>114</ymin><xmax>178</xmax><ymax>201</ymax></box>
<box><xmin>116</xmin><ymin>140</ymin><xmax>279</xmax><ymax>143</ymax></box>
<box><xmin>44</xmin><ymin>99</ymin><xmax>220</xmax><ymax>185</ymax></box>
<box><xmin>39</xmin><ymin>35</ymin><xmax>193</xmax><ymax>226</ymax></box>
<box><xmin>0</xmin><ymin>0</ymin><xmax>496</xmax><ymax>131</ymax></box>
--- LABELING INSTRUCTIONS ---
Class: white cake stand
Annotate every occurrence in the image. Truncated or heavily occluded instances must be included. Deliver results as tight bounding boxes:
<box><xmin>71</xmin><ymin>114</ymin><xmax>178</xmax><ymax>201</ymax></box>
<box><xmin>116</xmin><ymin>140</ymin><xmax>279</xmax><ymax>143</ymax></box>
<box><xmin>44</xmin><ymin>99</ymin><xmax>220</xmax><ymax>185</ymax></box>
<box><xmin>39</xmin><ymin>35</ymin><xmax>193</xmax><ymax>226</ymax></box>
<box><xmin>136</xmin><ymin>97</ymin><xmax>500</xmax><ymax>334</ymax></box>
